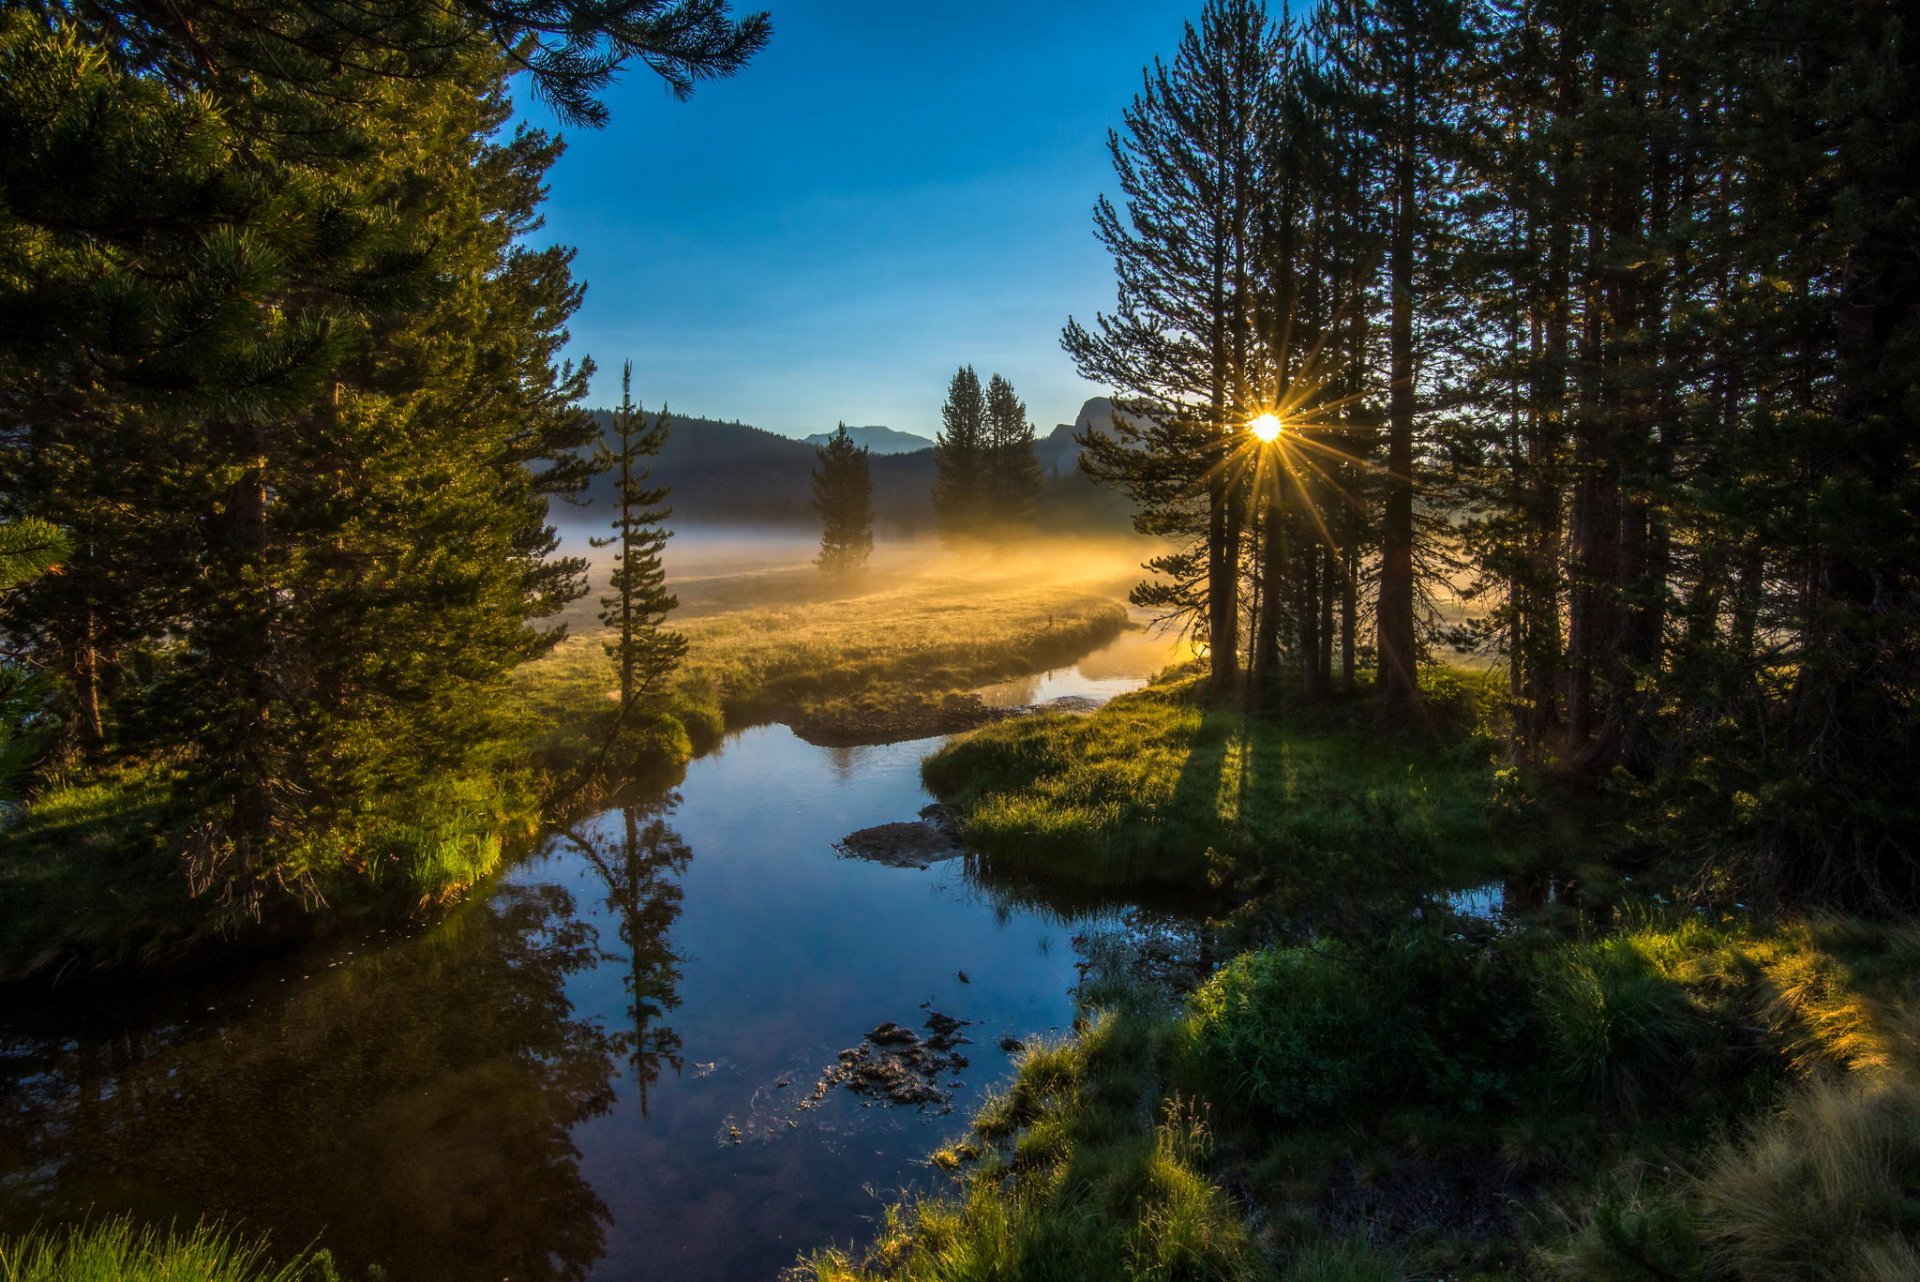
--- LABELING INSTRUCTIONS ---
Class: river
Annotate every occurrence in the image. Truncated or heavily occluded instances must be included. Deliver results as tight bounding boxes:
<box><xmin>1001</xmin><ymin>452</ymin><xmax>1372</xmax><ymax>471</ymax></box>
<box><xmin>0</xmin><ymin>628</ymin><xmax>1189</xmax><ymax>1281</ymax></box>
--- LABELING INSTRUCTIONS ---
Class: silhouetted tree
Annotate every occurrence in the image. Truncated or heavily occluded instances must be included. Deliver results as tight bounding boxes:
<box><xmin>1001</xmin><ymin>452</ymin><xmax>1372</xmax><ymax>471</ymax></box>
<box><xmin>984</xmin><ymin>374</ymin><xmax>1044</xmax><ymax>528</ymax></box>
<box><xmin>812</xmin><ymin>423</ymin><xmax>874</xmax><ymax>577</ymax></box>
<box><xmin>933</xmin><ymin>365</ymin><xmax>990</xmax><ymax>542</ymax></box>
<box><xmin>592</xmin><ymin>363</ymin><xmax>686</xmax><ymax>718</ymax></box>
<box><xmin>1063</xmin><ymin>0</ymin><xmax>1289</xmax><ymax>697</ymax></box>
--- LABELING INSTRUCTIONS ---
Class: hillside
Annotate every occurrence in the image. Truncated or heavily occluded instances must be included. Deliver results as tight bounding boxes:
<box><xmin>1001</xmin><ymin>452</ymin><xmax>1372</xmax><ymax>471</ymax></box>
<box><xmin>800</xmin><ymin>425</ymin><xmax>935</xmax><ymax>455</ymax></box>
<box><xmin>581</xmin><ymin>406</ymin><xmax>1131</xmax><ymax>534</ymax></box>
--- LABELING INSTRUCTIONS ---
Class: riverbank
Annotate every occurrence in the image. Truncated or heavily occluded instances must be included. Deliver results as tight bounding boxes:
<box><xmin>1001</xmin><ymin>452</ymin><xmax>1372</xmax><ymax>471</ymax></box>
<box><xmin>805</xmin><ymin>673</ymin><xmax>1920</xmax><ymax>1282</ymax></box>
<box><xmin>0</xmin><ymin>571</ymin><xmax>1128</xmax><ymax>984</ymax></box>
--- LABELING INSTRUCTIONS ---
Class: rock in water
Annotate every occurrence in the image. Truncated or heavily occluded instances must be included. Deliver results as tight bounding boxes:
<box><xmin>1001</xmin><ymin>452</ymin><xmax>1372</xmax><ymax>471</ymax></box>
<box><xmin>834</xmin><ymin>821</ymin><xmax>962</xmax><ymax>869</ymax></box>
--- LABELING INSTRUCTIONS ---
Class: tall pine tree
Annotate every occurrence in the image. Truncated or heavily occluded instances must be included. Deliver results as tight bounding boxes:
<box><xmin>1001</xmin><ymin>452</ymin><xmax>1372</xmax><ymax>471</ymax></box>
<box><xmin>984</xmin><ymin>374</ymin><xmax>1043</xmax><ymax>528</ymax></box>
<box><xmin>592</xmin><ymin>364</ymin><xmax>686</xmax><ymax>719</ymax></box>
<box><xmin>932</xmin><ymin>365</ymin><xmax>989</xmax><ymax>543</ymax></box>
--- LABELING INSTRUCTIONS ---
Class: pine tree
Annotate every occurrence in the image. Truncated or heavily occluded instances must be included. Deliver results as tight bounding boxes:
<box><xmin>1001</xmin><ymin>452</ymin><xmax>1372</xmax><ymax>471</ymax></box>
<box><xmin>1062</xmin><ymin>0</ymin><xmax>1288</xmax><ymax>696</ymax></box>
<box><xmin>0</xmin><ymin>518</ymin><xmax>70</xmax><ymax>811</ymax></box>
<box><xmin>812</xmin><ymin>423</ymin><xmax>874</xmax><ymax>577</ymax></box>
<box><xmin>984</xmin><ymin>374</ymin><xmax>1044</xmax><ymax>528</ymax></box>
<box><xmin>0</xmin><ymin>0</ymin><xmax>763</xmax><ymax>912</ymax></box>
<box><xmin>592</xmin><ymin>364</ymin><xmax>686</xmax><ymax>718</ymax></box>
<box><xmin>933</xmin><ymin>365</ymin><xmax>989</xmax><ymax>542</ymax></box>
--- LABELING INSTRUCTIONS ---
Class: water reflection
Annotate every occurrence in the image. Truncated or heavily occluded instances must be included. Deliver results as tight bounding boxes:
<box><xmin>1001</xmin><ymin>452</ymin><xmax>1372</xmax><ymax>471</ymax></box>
<box><xmin>1</xmin><ymin>675</ymin><xmax>1193</xmax><ymax>1279</ymax></box>
<box><xmin>558</xmin><ymin>803</ymin><xmax>692</xmax><ymax>1116</ymax></box>
<box><xmin>0</xmin><ymin>884</ymin><xmax>623</xmax><ymax>1280</ymax></box>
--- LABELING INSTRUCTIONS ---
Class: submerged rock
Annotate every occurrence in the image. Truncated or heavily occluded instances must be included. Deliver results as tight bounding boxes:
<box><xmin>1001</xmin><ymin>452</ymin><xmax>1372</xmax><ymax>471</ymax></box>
<box><xmin>812</xmin><ymin>1012</ymin><xmax>975</xmax><ymax>1110</ymax></box>
<box><xmin>834</xmin><ymin>821</ymin><xmax>962</xmax><ymax>869</ymax></box>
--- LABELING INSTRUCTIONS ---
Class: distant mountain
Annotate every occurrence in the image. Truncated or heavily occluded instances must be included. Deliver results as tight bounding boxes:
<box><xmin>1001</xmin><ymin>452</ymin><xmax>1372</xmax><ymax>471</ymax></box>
<box><xmin>1037</xmin><ymin>423</ymin><xmax>1081</xmax><ymax>477</ymax></box>
<box><xmin>801</xmin><ymin>424</ymin><xmax>935</xmax><ymax>455</ymax></box>
<box><xmin>1037</xmin><ymin>397</ymin><xmax>1152</xmax><ymax>476</ymax></box>
<box><xmin>575</xmin><ymin>407</ymin><xmax>1130</xmax><ymax>535</ymax></box>
<box><xmin>579</xmin><ymin>411</ymin><xmax>937</xmax><ymax>535</ymax></box>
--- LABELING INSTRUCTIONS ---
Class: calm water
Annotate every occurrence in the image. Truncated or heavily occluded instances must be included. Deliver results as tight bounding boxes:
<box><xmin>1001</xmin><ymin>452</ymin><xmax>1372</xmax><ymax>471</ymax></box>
<box><xmin>0</xmin><ymin>633</ymin><xmax>1184</xmax><ymax>1281</ymax></box>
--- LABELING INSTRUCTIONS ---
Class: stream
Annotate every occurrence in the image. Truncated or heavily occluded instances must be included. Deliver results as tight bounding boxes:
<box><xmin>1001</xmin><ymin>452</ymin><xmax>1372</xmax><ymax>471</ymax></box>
<box><xmin>0</xmin><ymin>628</ymin><xmax>1190</xmax><ymax>1281</ymax></box>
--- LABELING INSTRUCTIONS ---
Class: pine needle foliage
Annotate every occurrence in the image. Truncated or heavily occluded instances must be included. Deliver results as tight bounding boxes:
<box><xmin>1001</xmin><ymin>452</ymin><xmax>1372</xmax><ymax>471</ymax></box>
<box><xmin>591</xmin><ymin>362</ymin><xmax>686</xmax><ymax>717</ymax></box>
<box><xmin>811</xmin><ymin>423</ymin><xmax>875</xmax><ymax>578</ymax></box>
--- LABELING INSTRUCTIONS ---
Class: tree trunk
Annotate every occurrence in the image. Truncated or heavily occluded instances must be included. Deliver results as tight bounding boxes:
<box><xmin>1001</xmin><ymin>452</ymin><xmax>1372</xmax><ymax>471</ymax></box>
<box><xmin>1376</xmin><ymin>102</ymin><xmax>1419</xmax><ymax>714</ymax></box>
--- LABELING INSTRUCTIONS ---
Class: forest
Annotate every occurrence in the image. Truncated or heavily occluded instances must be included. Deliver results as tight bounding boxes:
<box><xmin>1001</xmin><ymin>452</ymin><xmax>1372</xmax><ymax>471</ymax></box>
<box><xmin>0</xmin><ymin>0</ymin><xmax>1916</xmax><ymax>1279</ymax></box>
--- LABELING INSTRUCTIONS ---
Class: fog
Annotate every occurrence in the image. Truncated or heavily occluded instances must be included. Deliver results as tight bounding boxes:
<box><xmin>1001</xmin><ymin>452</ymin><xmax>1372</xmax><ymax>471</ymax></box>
<box><xmin>547</xmin><ymin>516</ymin><xmax>1170</xmax><ymax>632</ymax></box>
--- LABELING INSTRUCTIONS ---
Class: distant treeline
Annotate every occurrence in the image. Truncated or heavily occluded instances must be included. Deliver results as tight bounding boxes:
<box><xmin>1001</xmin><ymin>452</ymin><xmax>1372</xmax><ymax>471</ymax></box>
<box><xmin>579</xmin><ymin>409</ymin><xmax>1130</xmax><ymax>536</ymax></box>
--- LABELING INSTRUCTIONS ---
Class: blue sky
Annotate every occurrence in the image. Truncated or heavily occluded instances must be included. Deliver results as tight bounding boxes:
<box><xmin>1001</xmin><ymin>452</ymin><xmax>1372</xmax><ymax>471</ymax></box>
<box><xmin>521</xmin><ymin>1</ymin><xmax>1196</xmax><ymax>440</ymax></box>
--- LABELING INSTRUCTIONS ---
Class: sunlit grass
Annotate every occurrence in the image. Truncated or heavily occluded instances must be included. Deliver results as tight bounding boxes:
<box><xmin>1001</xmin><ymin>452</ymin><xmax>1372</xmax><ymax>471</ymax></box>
<box><xmin>0</xmin><ymin>1217</ymin><xmax>348</xmax><ymax>1282</ymax></box>
<box><xmin>922</xmin><ymin>670</ymin><xmax>1509</xmax><ymax>891</ymax></box>
<box><xmin>514</xmin><ymin>571</ymin><xmax>1130</xmax><ymax>758</ymax></box>
<box><xmin>806</xmin><ymin>1008</ymin><xmax>1273</xmax><ymax>1282</ymax></box>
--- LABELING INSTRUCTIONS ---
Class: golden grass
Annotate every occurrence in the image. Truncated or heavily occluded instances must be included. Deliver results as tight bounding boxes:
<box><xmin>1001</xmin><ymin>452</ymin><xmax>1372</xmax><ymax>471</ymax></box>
<box><xmin>515</xmin><ymin>553</ymin><xmax>1146</xmax><ymax>756</ymax></box>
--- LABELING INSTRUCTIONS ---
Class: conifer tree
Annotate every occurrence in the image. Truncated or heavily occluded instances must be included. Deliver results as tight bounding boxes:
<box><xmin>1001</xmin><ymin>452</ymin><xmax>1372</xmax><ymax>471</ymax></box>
<box><xmin>812</xmin><ymin>423</ymin><xmax>875</xmax><ymax>577</ymax></box>
<box><xmin>984</xmin><ymin>374</ymin><xmax>1044</xmax><ymax>528</ymax></box>
<box><xmin>592</xmin><ymin>364</ymin><xmax>686</xmax><ymax>718</ymax></box>
<box><xmin>0</xmin><ymin>519</ymin><xmax>70</xmax><ymax>809</ymax></box>
<box><xmin>0</xmin><ymin>0</ymin><xmax>763</xmax><ymax>912</ymax></box>
<box><xmin>932</xmin><ymin>365</ymin><xmax>989</xmax><ymax>542</ymax></box>
<box><xmin>1063</xmin><ymin>0</ymin><xmax>1288</xmax><ymax>696</ymax></box>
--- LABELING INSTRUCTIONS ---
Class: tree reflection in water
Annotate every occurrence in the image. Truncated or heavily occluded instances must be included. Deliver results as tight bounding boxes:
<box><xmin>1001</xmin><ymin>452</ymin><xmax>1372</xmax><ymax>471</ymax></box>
<box><xmin>0</xmin><ymin>877</ymin><xmax>639</xmax><ymax>1281</ymax></box>
<box><xmin>560</xmin><ymin>801</ymin><xmax>692</xmax><ymax>1116</ymax></box>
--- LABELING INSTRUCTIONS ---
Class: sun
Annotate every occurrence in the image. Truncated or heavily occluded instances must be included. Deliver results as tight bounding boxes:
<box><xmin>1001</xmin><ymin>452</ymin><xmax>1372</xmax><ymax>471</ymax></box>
<box><xmin>1248</xmin><ymin>412</ymin><xmax>1283</xmax><ymax>443</ymax></box>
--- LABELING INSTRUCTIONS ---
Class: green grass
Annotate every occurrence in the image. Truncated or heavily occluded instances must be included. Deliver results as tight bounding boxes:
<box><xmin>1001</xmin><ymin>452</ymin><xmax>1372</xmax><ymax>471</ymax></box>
<box><xmin>807</xmin><ymin>1003</ymin><xmax>1274</xmax><ymax>1282</ymax></box>
<box><xmin>809</xmin><ymin>894</ymin><xmax>1920</xmax><ymax>1282</ymax></box>
<box><xmin>921</xmin><ymin>669</ymin><xmax>1511</xmax><ymax>893</ymax></box>
<box><xmin>0</xmin><ymin>757</ymin><xmax>201</xmax><ymax>978</ymax></box>
<box><xmin>0</xmin><ymin>1217</ymin><xmax>361</xmax><ymax>1282</ymax></box>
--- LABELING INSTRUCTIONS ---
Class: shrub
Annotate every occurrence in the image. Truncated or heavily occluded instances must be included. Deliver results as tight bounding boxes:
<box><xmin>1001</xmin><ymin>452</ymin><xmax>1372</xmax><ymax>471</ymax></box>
<box><xmin>1554</xmin><ymin>1175</ymin><xmax>1709</xmax><ymax>1282</ymax></box>
<box><xmin>1537</xmin><ymin>933</ymin><xmax>1719</xmax><ymax>1116</ymax></box>
<box><xmin>1176</xmin><ymin>931</ymin><xmax>1522</xmax><ymax>1126</ymax></box>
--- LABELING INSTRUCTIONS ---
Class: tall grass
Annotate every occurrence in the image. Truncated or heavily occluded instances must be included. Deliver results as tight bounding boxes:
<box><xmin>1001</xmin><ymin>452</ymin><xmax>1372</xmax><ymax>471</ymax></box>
<box><xmin>1701</xmin><ymin>1075</ymin><xmax>1920</xmax><ymax>1281</ymax></box>
<box><xmin>806</xmin><ymin>1009</ymin><xmax>1272</xmax><ymax>1282</ymax></box>
<box><xmin>518</xmin><ymin>574</ymin><xmax>1129</xmax><ymax>756</ymax></box>
<box><xmin>0</xmin><ymin>1217</ymin><xmax>344</xmax><ymax>1282</ymax></box>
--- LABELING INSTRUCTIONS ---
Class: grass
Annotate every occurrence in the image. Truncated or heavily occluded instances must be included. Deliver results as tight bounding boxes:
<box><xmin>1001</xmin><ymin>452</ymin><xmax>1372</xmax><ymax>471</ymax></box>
<box><xmin>515</xmin><ymin>571</ymin><xmax>1130</xmax><ymax>760</ymax></box>
<box><xmin>808</xmin><ymin>1004</ymin><xmax>1274</xmax><ymax>1282</ymax></box>
<box><xmin>921</xmin><ymin>668</ymin><xmax>1513</xmax><ymax>894</ymax></box>
<box><xmin>802</xmin><ymin>758</ymin><xmax>1920</xmax><ymax>1282</ymax></box>
<box><xmin>0</xmin><ymin>1217</ymin><xmax>362</xmax><ymax>1282</ymax></box>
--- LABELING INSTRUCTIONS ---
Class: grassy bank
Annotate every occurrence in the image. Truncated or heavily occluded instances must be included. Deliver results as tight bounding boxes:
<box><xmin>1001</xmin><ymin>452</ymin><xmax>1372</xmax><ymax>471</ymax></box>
<box><xmin>813</xmin><ymin>672</ymin><xmax>1920</xmax><ymax>1281</ymax></box>
<box><xmin>515</xmin><ymin>572</ymin><xmax>1130</xmax><ymax>764</ymax></box>
<box><xmin>0</xmin><ymin>566</ymin><xmax>1131</xmax><ymax>982</ymax></box>
<box><xmin>922</xmin><ymin>667</ymin><xmax>1524</xmax><ymax>898</ymax></box>
<box><xmin>809</xmin><ymin>913</ymin><xmax>1920</xmax><ymax>1281</ymax></box>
